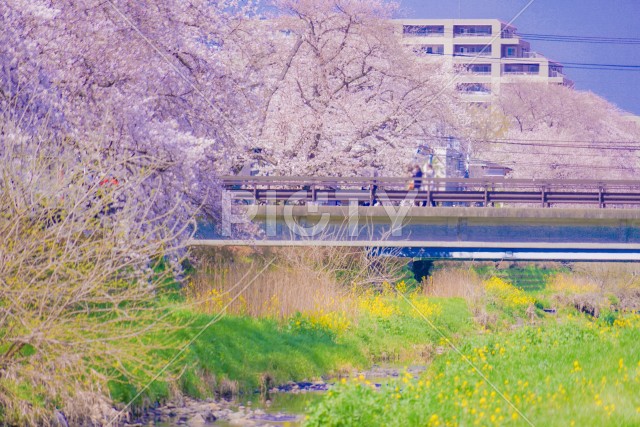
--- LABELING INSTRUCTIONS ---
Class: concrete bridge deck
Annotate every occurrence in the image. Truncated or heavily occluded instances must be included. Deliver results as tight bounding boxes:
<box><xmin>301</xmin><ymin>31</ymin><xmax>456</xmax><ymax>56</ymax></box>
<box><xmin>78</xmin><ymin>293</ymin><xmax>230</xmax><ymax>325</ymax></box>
<box><xmin>249</xmin><ymin>205</ymin><xmax>640</xmax><ymax>221</ymax></box>
<box><xmin>194</xmin><ymin>206</ymin><xmax>640</xmax><ymax>261</ymax></box>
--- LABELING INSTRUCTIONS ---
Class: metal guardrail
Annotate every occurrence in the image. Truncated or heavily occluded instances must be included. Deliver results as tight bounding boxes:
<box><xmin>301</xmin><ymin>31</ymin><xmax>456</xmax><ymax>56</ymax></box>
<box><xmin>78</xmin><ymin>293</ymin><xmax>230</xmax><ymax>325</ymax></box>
<box><xmin>220</xmin><ymin>176</ymin><xmax>640</xmax><ymax>208</ymax></box>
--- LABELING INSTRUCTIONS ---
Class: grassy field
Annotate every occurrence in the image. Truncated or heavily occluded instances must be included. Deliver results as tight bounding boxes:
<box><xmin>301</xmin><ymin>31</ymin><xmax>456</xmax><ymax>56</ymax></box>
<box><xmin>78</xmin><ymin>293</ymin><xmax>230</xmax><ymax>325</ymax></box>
<box><xmin>107</xmin><ymin>285</ymin><xmax>471</xmax><ymax>411</ymax></box>
<box><xmin>103</xmin><ymin>257</ymin><xmax>640</xmax><ymax>427</ymax></box>
<box><xmin>305</xmin><ymin>312</ymin><xmax>640</xmax><ymax>426</ymax></box>
<box><xmin>304</xmin><ymin>266</ymin><xmax>640</xmax><ymax>427</ymax></box>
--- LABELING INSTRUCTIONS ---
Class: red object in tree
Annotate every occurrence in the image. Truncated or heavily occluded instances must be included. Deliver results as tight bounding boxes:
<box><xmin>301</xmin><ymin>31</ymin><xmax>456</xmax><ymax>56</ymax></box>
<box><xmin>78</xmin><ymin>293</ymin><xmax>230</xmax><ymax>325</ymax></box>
<box><xmin>99</xmin><ymin>177</ymin><xmax>119</xmax><ymax>186</ymax></box>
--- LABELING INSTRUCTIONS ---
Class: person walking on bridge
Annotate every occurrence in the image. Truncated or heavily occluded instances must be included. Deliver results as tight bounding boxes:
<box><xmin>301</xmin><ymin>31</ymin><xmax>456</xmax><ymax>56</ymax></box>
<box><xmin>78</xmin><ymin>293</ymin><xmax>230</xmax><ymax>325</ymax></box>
<box><xmin>410</xmin><ymin>165</ymin><xmax>422</xmax><ymax>206</ymax></box>
<box><xmin>408</xmin><ymin>165</ymin><xmax>422</xmax><ymax>190</ymax></box>
<box><xmin>420</xmin><ymin>164</ymin><xmax>436</xmax><ymax>206</ymax></box>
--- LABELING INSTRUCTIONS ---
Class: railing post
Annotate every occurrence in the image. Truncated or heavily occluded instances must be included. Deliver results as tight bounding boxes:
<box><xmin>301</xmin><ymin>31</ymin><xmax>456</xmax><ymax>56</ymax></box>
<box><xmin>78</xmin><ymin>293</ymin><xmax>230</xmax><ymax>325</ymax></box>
<box><xmin>369</xmin><ymin>181</ymin><xmax>374</xmax><ymax>206</ymax></box>
<box><xmin>483</xmin><ymin>184</ymin><xmax>489</xmax><ymax>207</ymax></box>
<box><xmin>491</xmin><ymin>183</ymin><xmax>496</xmax><ymax>208</ymax></box>
<box><xmin>599</xmin><ymin>185</ymin><xmax>605</xmax><ymax>209</ymax></box>
<box><xmin>311</xmin><ymin>184</ymin><xmax>317</xmax><ymax>203</ymax></box>
<box><xmin>541</xmin><ymin>185</ymin><xmax>547</xmax><ymax>208</ymax></box>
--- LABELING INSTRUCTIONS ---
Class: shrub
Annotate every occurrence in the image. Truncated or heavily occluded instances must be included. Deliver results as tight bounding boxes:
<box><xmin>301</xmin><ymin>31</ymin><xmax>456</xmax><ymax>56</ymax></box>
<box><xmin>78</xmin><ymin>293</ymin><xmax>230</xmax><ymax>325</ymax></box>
<box><xmin>287</xmin><ymin>310</ymin><xmax>351</xmax><ymax>338</ymax></box>
<box><xmin>0</xmin><ymin>121</ymin><xmax>189</xmax><ymax>425</ymax></box>
<box><xmin>358</xmin><ymin>291</ymin><xmax>398</xmax><ymax>319</ymax></box>
<box><xmin>484</xmin><ymin>277</ymin><xmax>534</xmax><ymax>316</ymax></box>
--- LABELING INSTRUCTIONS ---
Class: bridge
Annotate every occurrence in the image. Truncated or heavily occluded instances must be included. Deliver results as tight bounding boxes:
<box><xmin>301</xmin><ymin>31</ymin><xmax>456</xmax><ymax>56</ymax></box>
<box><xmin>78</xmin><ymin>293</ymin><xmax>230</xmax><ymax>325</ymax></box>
<box><xmin>220</xmin><ymin>176</ymin><xmax>640</xmax><ymax>208</ymax></box>
<box><xmin>190</xmin><ymin>177</ymin><xmax>640</xmax><ymax>261</ymax></box>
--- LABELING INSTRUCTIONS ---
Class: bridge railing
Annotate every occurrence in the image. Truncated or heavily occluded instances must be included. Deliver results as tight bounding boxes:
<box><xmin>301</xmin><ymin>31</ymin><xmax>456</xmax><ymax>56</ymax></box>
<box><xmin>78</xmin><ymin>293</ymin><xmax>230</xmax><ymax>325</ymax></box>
<box><xmin>220</xmin><ymin>176</ymin><xmax>640</xmax><ymax>208</ymax></box>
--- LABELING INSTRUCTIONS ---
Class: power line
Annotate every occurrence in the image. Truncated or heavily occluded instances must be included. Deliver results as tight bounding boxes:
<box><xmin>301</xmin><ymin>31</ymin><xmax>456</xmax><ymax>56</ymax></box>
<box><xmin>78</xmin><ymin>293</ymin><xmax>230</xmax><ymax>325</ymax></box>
<box><xmin>435</xmin><ymin>149</ymin><xmax>637</xmax><ymax>161</ymax></box>
<box><xmin>571</xmin><ymin>79</ymin><xmax>632</xmax><ymax>86</ymax></box>
<box><xmin>442</xmin><ymin>152</ymin><xmax>637</xmax><ymax>171</ymax></box>
<box><xmin>517</xmin><ymin>32</ymin><xmax>640</xmax><ymax>45</ymax></box>
<box><xmin>416</xmin><ymin>51</ymin><xmax>640</xmax><ymax>72</ymax></box>
<box><xmin>558</xmin><ymin>61</ymin><xmax>640</xmax><ymax>70</ymax></box>
<box><xmin>427</xmin><ymin>135</ymin><xmax>640</xmax><ymax>146</ymax></box>
<box><xmin>487</xmin><ymin>139</ymin><xmax>640</xmax><ymax>149</ymax></box>
<box><xmin>480</xmin><ymin>141</ymin><xmax>639</xmax><ymax>151</ymax></box>
<box><xmin>404</xmin><ymin>29</ymin><xmax>640</xmax><ymax>45</ymax></box>
<box><xmin>482</xmin><ymin>148</ymin><xmax>638</xmax><ymax>159</ymax></box>
<box><xmin>431</xmin><ymin>143</ymin><xmax>640</xmax><ymax>158</ymax></box>
<box><xmin>502</xmin><ymin>163</ymin><xmax>635</xmax><ymax>171</ymax></box>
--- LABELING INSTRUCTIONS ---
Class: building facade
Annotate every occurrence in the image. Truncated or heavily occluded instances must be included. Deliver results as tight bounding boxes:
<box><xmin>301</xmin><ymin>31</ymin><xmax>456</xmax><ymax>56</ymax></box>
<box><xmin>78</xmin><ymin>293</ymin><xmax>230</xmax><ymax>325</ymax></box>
<box><xmin>395</xmin><ymin>19</ymin><xmax>573</xmax><ymax>102</ymax></box>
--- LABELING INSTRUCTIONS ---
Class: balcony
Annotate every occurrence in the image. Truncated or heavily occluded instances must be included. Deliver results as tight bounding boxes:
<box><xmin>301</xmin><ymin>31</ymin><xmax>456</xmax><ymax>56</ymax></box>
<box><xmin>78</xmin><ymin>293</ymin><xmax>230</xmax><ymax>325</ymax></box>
<box><xmin>522</xmin><ymin>51</ymin><xmax>543</xmax><ymax>58</ymax></box>
<box><xmin>454</xmin><ymin>25</ymin><xmax>492</xmax><ymax>37</ymax></box>
<box><xmin>503</xmin><ymin>71</ymin><xmax>540</xmax><ymax>76</ymax></box>
<box><xmin>403</xmin><ymin>25</ymin><xmax>445</xmax><ymax>37</ymax></box>
<box><xmin>503</xmin><ymin>64</ymin><xmax>540</xmax><ymax>75</ymax></box>
<box><xmin>413</xmin><ymin>45</ymin><xmax>445</xmax><ymax>55</ymax></box>
<box><xmin>456</xmin><ymin>64</ymin><xmax>492</xmax><ymax>75</ymax></box>
<box><xmin>454</xmin><ymin>45</ymin><xmax>492</xmax><ymax>57</ymax></box>
<box><xmin>502</xmin><ymin>47</ymin><xmax>543</xmax><ymax>59</ymax></box>
<box><xmin>457</xmin><ymin>83</ymin><xmax>491</xmax><ymax>94</ymax></box>
<box><xmin>501</xmin><ymin>30</ymin><xmax>516</xmax><ymax>38</ymax></box>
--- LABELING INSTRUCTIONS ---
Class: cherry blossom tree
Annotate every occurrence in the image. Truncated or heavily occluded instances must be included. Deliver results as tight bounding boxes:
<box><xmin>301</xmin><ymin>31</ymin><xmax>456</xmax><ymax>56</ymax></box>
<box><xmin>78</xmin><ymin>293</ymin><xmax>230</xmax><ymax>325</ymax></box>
<box><xmin>489</xmin><ymin>82</ymin><xmax>640</xmax><ymax>180</ymax></box>
<box><xmin>1</xmin><ymin>0</ymin><xmax>261</xmax><ymax>220</ymax></box>
<box><xmin>235</xmin><ymin>0</ymin><xmax>461</xmax><ymax>176</ymax></box>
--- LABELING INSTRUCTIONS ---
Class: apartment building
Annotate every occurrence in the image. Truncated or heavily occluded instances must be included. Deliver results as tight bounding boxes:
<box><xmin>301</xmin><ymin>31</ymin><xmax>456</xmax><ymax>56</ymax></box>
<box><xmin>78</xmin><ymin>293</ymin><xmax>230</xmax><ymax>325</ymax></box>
<box><xmin>395</xmin><ymin>19</ymin><xmax>573</xmax><ymax>102</ymax></box>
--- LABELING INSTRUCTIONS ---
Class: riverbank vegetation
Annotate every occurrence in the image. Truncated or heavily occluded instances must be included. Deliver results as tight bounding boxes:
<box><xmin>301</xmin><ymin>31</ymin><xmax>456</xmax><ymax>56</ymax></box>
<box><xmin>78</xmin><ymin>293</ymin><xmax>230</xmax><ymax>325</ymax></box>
<box><xmin>0</xmin><ymin>124</ymin><xmax>192</xmax><ymax>426</ymax></box>
<box><xmin>305</xmin><ymin>262</ymin><xmax>640</xmax><ymax>426</ymax></box>
<box><xmin>306</xmin><ymin>315</ymin><xmax>640</xmax><ymax>426</ymax></box>
<box><xmin>112</xmin><ymin>246</ymin><xmax>474</xmax><ymax>410</ymax></box>
<box><xmin>3</xmin><ymin>0</ymin><xmax>640</xmax><ymax>424</ymax></box>
<box><xmin>121</xmin><ymin>249</ymin><xmax>640</xmax><ymax>427</ymax></box>
<box><xmin>4</xmin><ymin>223</ymin><xmax>640</xmax><ymax>426</ymax></box>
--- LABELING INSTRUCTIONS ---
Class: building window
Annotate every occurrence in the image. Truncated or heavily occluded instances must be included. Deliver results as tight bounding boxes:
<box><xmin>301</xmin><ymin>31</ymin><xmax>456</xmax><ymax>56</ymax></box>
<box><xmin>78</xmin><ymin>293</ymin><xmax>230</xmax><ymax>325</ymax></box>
<box><xmin>506</xmin><ymin>47</ymin><xmax>516</xmax><ymax>57</ymax></box>
<box><xmin>454</xmin><ymin>45</ymin><xmax>492</xmax><ymax>56</ymax></box>
<box><xmin>503</xmin><ymin>64</ymin><xmax>540</xmax><ymax>75</ymax></box>
<box><xmin>501</xmin><ymin>29</ymin><xmax>515</xmax><ymax>38</ymax></box>
<box><xmin>457</xmin><ymin>83</ymin><xmax>491</xmax><ymax>94</ymax></box>
<box><xmin>413</xmin><ymin>45</ymin><xmax>444</xmax><ymax>55</ymax></box>
<box><xmin>460</xmin><ymin>64</ymin><xmax>491</xmax><ymax>74</ymax></box>
<box><xmin>549</xmin><ymin>65</ymin><xmax>564</xmax><ymax>77</ymax></box>
<box><xmin>403</xmin><ymin>25</ymin><xmax>445</xmax><ymax>37</ymax></box>
<box><xmin>454</xmin><ymin>25</ymin><xmax>492</xmax><ymax>37</ymax></box>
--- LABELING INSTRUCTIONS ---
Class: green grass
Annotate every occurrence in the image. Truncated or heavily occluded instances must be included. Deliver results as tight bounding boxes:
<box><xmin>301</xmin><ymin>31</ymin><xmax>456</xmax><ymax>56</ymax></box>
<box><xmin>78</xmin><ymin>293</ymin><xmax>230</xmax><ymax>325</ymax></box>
<box><xmin>473</xmin><ymin>264</ymin><xmax>568</xmax><ymax>292</ymax></box>
<box><xmin>305</xmin><ymin>313</ymin><xmax>640</xmax><ymax>427</ymax></box>
<box><xmin>351</xmin><ymin>297</ymin><xmax>472</xmax><ymax>362</ymax></box>
<box><xmin>49</xmin><ymin>261</ymin><xmax>640</xmax><ymax>427</ymax></box>
<box><xmin>108</xmin><ymin>312</ymin><xmax>365</xmax><ymax>405</ymax></box>
<box><xmin>107</xmin><ymin>295</ymin><xmax>472</xmax><ymax>408</ymax></box>
<box><xmin>100</xmin><ymin>265</ymin><xmax>640</xmax><ymax>426</ymax></box>
<box><xmin>179</xmin><ymin>314</ymin><xmax>366</xmax><ymax>392</ymax></box>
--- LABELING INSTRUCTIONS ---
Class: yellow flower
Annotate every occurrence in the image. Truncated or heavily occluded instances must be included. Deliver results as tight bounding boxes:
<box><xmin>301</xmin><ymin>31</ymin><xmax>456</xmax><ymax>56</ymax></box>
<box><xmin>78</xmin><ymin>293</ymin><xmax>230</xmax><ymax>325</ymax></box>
<box><xmin>358</xmin><ymin>293</ymin><xmax>397</xmax><ymax>318</ymax></box>
<box><xmin>396</xmin><ymin>280</ymin><xmax>408</xmax><ymax>295</ymax></box>
<box><xmin>572</xmin><ymin>360</ymin><xmax>582</xmax><ymax>373</ymax></box>
<box><xmin>483</xmin><ymin>277</ymin><xmax>534</xmax><ymax>311</ymax></box>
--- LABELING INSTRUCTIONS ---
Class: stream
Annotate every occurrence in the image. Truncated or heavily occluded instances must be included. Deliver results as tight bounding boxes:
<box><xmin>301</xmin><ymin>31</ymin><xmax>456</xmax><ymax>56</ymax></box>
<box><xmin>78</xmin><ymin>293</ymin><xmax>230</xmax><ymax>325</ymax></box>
<box><xmin>150</xmin><ymin>365</ymin><xmax>427</xmax><ymax>426</ymax></box>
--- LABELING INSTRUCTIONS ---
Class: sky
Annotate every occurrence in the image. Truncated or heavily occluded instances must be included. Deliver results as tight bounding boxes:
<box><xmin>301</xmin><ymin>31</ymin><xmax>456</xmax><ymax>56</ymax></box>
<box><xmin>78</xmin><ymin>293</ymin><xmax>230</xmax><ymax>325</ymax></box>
<box><xmin>398</xmin><ymin>0</ymin><xmax>640</xmax><ymax>115</ymax></box>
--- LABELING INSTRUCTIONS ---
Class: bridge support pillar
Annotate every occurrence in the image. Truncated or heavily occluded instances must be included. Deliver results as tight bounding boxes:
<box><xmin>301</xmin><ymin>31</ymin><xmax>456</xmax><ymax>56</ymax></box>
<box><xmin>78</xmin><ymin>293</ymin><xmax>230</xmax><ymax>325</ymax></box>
<box><xmin>411</xmin><ymin>259</ymin><xmax>434</xmax><ymax>283</ymax></box>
